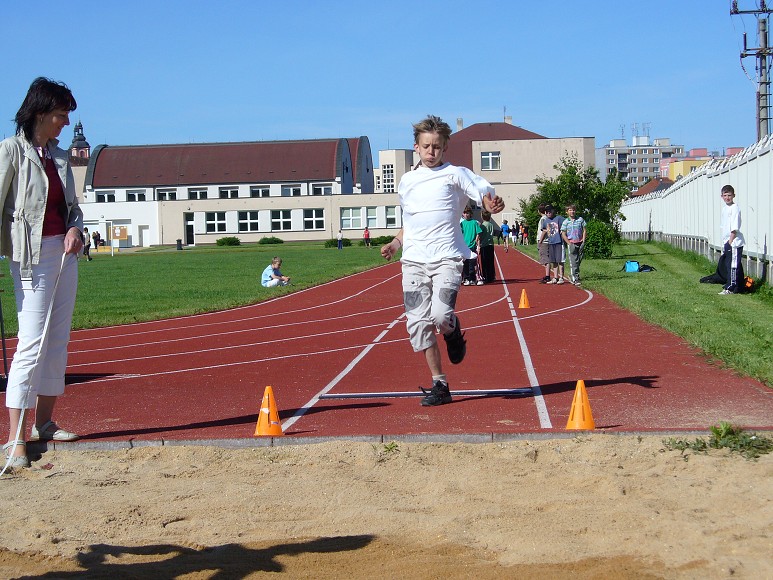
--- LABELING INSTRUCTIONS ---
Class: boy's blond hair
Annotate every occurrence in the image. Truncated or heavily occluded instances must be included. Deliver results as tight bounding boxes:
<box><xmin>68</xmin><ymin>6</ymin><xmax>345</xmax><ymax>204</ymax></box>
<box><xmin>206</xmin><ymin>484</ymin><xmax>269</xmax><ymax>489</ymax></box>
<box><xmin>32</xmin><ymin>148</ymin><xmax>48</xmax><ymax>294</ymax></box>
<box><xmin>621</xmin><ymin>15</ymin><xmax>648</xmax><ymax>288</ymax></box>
<box><xmin>413</xmin><ymin>115</ymin><xmax>452</xmax><ymax>145</ymax></box>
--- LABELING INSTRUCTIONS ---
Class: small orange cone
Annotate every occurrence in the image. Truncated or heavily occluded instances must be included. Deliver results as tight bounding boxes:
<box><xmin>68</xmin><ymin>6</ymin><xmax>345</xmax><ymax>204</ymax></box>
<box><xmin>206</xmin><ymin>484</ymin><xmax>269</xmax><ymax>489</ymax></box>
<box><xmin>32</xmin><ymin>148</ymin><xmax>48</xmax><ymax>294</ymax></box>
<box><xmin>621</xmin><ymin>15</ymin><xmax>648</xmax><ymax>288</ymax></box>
<box><xmin>565</xmin><ymin>380</ymin><xmax>595</xmax><ymax>430</ymax></box>
<box><xmin>518</xmin><ymin>289</ymin><xmax>530</xmax><ymax>308</ymax></box>
<box><xmin>255</xmin><ymin>386</ymin><xmax>284</xmax><ymax>436</ymax></box>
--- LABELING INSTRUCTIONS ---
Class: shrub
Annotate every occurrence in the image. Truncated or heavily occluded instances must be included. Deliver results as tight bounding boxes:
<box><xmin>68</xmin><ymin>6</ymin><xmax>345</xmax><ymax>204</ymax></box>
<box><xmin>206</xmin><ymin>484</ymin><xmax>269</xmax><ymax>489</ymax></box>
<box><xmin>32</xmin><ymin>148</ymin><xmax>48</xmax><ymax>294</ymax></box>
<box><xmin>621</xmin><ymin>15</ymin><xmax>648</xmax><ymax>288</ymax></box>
<box><xmin>216</xmin><ymin>236</ymin><xmax>241</xmax><ymax>246</ymax></box>
<box><xmin>583</xmin><ymin>220</ymin><xmax>616</xmax><ymax>259</ymax></box>
<box><xmin>324</xmin><ymin>237</ymin><xmax>352</xmax><ymax>248</ymax></box>
<box><xmin>258</xmin><ymin>236</ymin><xmax>284</xmax><ymax>245</ymax></box>
<box><xmin>373</xmin><ymin>235</ymin><xmax>394</xmax><ymax>246</ymax></box>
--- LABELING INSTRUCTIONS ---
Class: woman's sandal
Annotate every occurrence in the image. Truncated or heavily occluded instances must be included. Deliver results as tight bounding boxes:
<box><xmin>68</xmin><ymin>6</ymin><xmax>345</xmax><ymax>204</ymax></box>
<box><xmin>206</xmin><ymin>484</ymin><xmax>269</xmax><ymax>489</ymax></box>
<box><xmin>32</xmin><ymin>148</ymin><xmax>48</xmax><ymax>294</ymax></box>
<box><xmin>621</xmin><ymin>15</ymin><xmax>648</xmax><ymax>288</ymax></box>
<box><xmin>30</xmin><ymin>420</ymin><xmax>79</xmax><ymax>442</ymax></box>
<box><xmin>3</xmin><ymin>440</ymin><xmax>30</xmax><ymax>469</ymax></box>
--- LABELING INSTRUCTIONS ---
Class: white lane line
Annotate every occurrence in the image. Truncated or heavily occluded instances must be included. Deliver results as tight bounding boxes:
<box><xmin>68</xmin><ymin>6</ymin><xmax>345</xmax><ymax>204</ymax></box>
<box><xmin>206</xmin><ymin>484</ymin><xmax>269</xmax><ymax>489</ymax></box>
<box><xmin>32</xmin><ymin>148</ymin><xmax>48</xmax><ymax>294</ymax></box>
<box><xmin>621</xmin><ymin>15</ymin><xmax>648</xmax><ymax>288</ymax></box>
<box><xmin>69</xmin><ymin>303</ymin><xmax>403</xmax><ymax>356</ymax></box>
<box><xmin>495</xmin><ymin>253</ymin><xmax>553</xmax><ymax>428</ymax></box>
<box><xmin>280</xmin><ymin>317</ymin><xmax>405</xmax><ymax>432</ymax></box>
<box><xmin>67</xmin><ymin>320</ymin><xmax>397</xmax><ymax>368</ymax></box>
<box><xmin>69</xmin><ymin>269</ymin><xmax>402</xmax><ymax>343</ymax></box>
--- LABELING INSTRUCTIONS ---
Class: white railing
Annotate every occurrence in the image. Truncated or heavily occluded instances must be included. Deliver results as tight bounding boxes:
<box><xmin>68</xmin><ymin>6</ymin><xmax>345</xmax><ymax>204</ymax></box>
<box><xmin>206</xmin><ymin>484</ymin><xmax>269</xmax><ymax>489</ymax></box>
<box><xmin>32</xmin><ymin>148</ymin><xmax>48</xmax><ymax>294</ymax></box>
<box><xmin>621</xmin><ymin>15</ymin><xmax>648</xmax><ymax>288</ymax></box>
<box><xmin>619</xmin><ymin>136</ymin><xmax>773</xmax><ymax>282</ymax></box>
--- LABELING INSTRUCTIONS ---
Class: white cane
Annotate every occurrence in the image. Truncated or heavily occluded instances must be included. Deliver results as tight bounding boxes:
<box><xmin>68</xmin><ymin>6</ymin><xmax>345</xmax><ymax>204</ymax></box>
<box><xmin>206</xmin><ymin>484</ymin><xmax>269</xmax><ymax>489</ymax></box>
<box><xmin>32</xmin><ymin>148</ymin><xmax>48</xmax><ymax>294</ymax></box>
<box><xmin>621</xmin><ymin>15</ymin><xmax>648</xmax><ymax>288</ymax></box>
<box><xmin>1</xmin><ymin>252</ymin><xmax>68</xmax><ymax>477</ymax></box>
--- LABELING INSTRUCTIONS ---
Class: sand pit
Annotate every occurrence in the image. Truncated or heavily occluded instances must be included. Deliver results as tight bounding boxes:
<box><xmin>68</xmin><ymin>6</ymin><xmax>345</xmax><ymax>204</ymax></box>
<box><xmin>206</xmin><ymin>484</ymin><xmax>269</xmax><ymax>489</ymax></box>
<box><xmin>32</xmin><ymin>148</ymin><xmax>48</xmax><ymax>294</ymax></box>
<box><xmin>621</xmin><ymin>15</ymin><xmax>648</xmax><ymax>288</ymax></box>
<box><xmin>0</xmin><ymin>435</ymin><xmax>770</xmax><ymax>578</ymax></box>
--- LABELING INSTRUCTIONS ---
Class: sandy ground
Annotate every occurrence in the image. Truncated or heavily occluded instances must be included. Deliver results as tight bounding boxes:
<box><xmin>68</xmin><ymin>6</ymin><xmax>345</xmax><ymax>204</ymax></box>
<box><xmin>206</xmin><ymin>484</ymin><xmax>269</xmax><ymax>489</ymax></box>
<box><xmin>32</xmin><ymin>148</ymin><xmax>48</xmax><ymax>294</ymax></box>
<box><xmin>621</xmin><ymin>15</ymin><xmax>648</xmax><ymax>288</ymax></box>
<box><xmin>0</xmin><ymin>435</ymin><xmax>771</xmax><ymax>579</ymax></box>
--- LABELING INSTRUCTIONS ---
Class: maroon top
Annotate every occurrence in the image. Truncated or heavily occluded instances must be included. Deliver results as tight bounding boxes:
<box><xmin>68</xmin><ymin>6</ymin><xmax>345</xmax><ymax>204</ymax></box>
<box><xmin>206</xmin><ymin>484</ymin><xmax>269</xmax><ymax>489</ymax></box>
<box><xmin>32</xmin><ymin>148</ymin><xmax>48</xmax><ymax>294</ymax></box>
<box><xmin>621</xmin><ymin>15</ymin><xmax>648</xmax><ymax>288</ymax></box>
<box><xmin>40</xmin><ymin>149</ymin><xmax>67</xmax><ymax>236</ymax></box>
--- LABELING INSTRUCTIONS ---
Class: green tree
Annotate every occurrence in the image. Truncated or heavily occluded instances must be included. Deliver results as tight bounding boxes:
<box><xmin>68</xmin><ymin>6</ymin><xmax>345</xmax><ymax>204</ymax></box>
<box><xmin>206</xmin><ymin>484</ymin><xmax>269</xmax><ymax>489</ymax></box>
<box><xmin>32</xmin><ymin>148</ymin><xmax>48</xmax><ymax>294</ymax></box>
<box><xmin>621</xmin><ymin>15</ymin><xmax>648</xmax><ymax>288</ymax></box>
<box><xmin>518</xmin><ymin>154</ymin><xmax>631</xmax><ymax>244</ymax></box>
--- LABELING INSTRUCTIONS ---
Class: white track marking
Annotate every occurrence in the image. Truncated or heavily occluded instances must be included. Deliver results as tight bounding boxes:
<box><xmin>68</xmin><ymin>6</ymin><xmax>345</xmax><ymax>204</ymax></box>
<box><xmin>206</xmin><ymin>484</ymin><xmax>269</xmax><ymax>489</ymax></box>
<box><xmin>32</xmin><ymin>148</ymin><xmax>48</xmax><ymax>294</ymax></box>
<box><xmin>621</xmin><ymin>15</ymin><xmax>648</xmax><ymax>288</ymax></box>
<box><xmin>67</xmin><ymin>320</ymin><xmax>398</xmax><ymax>368</ymax></box>
<box><xmin>68</xmin><ymin>268</ymin><xmax>402</xmax><ymax>342</ymax></box>
<box><xmin>280</xmin><ymin>317</ymin><xmax>406</xmax><ymax>431</ymax></box>
<box><xmin>495</xmin><ymin>252</ymin><xmax>553</xmax><ymax>428</ymax></box>
<box><xmin>69</xmin><ymin>303</ymin><xmax>403</xmax><ymax>355</ymax></box>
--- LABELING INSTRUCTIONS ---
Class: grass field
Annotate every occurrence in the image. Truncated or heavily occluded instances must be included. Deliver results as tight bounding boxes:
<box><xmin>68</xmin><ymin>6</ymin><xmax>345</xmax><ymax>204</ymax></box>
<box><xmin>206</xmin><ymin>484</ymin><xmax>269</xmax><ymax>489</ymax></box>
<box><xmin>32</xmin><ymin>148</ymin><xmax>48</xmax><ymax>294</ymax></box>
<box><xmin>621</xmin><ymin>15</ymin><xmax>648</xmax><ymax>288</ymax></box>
<box><xmin>518</xmin><ymin>240</ymin><xmax>773</xmax><ymax>387</ymax></box>
<box><xmin>0</xmin><ymin>239</ymin><xmax>770</xmax><ymax>388</ymax></box>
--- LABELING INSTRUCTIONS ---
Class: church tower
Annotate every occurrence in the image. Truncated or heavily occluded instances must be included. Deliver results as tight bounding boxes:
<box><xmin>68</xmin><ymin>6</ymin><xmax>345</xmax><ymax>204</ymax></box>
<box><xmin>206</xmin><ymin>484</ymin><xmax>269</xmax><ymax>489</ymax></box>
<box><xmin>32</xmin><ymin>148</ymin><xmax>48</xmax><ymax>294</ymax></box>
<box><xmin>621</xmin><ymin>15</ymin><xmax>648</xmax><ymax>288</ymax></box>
<box><xmin>69</xmin><ymin>120</ymin><xmax>91</xmax><ymax>161</ymax></box>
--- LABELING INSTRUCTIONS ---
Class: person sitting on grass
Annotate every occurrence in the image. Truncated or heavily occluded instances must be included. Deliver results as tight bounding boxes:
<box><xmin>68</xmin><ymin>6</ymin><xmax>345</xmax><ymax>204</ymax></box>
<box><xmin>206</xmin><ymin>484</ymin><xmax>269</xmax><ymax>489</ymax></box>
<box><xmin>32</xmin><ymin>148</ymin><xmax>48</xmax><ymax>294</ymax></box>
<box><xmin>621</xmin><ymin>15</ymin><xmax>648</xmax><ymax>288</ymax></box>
<box><xmin>261</xmin><ymin>257</ymin><xmax>291</xmax><ymax>287</ymax></box>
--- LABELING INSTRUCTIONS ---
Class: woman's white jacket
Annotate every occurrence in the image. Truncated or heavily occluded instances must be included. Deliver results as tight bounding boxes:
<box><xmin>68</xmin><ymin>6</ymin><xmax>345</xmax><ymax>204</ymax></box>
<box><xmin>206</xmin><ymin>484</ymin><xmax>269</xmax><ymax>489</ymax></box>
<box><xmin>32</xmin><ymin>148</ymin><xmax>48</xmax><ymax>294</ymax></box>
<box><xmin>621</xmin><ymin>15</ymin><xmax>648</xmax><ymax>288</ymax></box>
<box><xmin>0</xmin><ymin>135</ymin><xmax>83</xmax><ymax>279</ymax></box>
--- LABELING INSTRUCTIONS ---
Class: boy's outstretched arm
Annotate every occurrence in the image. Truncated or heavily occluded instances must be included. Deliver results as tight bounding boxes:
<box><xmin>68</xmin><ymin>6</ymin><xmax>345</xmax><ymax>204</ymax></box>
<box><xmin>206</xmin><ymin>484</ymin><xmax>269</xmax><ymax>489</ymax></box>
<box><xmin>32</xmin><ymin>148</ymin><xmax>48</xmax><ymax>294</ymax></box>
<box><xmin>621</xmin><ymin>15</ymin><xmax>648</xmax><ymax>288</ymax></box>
<box><xmin>482</xmin><ymin>193</ymin><xmax>505</xmax><ymax>214</ymax></box>
<box><xmin>381</xmin><ymin>230</ymin><xmax>403</xmax><ymax>261</ymax></box>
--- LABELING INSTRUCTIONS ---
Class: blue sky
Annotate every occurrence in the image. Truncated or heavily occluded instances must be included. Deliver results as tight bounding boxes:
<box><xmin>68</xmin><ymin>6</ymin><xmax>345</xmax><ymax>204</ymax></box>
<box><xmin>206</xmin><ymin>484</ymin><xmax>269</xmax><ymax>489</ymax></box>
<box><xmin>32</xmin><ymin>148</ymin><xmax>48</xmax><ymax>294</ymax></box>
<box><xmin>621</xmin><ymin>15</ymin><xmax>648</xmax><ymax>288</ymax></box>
<box><xmin>1</xmin><ymin>1</ymin><xmax>763</xmax><ymax>163</ymax></box>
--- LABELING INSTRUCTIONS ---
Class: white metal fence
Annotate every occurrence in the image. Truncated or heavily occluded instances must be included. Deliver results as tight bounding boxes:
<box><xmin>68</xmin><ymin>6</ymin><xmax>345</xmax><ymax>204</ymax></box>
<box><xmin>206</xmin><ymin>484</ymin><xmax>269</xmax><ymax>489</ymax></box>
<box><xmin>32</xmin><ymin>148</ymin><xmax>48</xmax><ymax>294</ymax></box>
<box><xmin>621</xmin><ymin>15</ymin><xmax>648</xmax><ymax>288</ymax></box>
<box><xmin>619</xmin><ymin>135</ymin><xmax>773</xmax><ymax>283</ymax></box>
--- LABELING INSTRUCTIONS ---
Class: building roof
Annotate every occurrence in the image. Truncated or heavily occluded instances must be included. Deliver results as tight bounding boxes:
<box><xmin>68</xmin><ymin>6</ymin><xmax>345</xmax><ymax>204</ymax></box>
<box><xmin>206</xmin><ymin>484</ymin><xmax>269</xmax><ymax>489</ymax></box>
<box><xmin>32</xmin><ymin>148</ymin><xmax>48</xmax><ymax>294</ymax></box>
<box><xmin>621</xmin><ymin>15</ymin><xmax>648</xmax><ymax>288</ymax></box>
<box><xmin>630</xmin><ymin>177</ymin><xmax>674</xmax><ymax>197</ymax></box>
<box><xmin>88</xmin><ymin>139</ymin><xmax>349</xmax><ymax>188</ymax></box>
<box><xmin>444</xmin><ymin>122</ymin><xmax>547</xmax><ymax>168</ymax></box>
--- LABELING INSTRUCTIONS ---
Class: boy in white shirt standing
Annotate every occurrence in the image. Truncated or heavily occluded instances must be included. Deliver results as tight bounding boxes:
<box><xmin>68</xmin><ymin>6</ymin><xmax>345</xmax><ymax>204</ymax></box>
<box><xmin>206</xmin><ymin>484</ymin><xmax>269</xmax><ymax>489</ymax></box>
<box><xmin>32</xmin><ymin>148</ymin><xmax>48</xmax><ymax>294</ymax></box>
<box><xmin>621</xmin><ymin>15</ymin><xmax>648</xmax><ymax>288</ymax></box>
<box><xmin>719</xmin><ymin>184</ymin><xmax>745</xmax><ymax>295</ymax></box>
<box><xmin>381</xmin><ymin>116</ymin><xmax>504</xmax><ymax>406</ymax></box>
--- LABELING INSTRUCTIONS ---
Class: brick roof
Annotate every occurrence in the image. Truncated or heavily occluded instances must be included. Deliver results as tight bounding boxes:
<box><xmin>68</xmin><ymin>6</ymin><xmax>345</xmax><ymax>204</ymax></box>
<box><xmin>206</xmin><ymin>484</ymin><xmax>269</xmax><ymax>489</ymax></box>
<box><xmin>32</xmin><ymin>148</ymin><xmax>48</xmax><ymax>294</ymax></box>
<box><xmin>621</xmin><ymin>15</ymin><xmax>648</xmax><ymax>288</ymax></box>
<box><xmin>444</xmin><ymin>122</ymin><xmax>546</xmax><ymax>168</ymax></box>
<box><xmin>630</xmin><ymin>177</ymin><xmax>674</xmax><ymax>197</ymax></box>
<box><xmin>89</xmin><ymin>140</ymin><xmax>346</xmax><ymax>188</ymax></box>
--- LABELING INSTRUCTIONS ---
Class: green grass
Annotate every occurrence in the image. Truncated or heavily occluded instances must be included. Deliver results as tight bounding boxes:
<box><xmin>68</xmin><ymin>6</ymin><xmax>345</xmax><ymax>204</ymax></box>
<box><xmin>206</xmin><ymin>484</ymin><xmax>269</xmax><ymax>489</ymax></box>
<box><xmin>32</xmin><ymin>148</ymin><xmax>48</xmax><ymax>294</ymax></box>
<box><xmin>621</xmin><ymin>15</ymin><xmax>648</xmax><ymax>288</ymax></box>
<box><xmin>0</xmin><ymin>242</ymin><xmax>386</xmax><ymax>334</ymax></box>
<box><xmin>663</xmin><ymin>421</ymin><xmax>773</xmax><ymax>460</ymax></box>
<box><xmin>518</xmin><ymin>241</ymin><xmax>773</xmax><ymax>387</ymax></box>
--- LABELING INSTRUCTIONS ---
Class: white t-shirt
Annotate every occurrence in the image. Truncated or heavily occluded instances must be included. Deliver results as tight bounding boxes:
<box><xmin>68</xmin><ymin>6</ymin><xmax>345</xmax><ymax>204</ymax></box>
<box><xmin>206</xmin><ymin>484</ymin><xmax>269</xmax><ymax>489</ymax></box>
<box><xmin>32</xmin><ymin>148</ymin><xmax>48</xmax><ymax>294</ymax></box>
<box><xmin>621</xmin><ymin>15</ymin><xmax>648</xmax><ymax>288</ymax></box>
<box><xmin>720</xmin><ymin>202</ymin><xmax>745</xmax><ymax>247</ymax></box>
<box><xmin>398</xmin><ymin>163</ymin><xmax>494</xmax><ymax>262</ymax></box>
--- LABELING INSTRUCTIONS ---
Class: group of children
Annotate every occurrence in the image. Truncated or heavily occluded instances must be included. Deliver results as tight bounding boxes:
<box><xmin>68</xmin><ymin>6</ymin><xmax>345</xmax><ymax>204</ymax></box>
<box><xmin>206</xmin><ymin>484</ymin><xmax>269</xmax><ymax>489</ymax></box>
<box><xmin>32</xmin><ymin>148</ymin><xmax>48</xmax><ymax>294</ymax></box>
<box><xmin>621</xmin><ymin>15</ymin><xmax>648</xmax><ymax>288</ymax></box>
<box><xmin>535</xmin><ymin>203</ymin><xmax>586</xmax><ymax>286</ymax></box>
<box><xmin>460</xmin><ymin>207</ymin><xmax>496</xmax><ymax>285</ymax></box>
<box><xmin>499</xmin><ymin>220</ymin><xmax>529</xmax><ymax>251</ymax></box>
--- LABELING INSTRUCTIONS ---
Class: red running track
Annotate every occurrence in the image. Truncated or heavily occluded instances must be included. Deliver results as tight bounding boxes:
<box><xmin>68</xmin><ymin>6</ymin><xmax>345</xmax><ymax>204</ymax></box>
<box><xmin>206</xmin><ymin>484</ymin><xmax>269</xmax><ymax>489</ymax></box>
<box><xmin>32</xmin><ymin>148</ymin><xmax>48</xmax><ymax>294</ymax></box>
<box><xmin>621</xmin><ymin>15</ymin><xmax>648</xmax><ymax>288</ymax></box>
<box><xmin>2</xmin><ymin>247</ymin><xmax>771</xmax><ymax>444</ymax></box>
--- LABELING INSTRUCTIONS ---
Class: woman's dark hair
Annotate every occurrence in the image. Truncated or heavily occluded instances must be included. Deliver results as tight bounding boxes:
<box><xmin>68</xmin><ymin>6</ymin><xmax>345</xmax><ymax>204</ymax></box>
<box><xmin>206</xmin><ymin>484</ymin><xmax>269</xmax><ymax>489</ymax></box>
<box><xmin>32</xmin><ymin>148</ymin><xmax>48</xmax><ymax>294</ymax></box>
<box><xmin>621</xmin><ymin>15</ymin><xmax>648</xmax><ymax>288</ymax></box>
<box><xmin>14</xmin><ymin>77</ymin><xmax>77</xmax><ymax>141</ymax></box>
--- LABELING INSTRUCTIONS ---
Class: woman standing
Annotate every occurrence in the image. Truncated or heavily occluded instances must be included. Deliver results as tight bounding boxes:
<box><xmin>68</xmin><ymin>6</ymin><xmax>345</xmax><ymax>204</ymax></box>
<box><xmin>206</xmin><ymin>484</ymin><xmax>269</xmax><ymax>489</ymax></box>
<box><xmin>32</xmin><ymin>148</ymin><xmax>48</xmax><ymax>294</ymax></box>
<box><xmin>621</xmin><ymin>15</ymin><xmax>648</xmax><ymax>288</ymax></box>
<box><xmin>0</xmin><ymin>78</ymin><xmax>84</xmax><ymax>469</ymax></box>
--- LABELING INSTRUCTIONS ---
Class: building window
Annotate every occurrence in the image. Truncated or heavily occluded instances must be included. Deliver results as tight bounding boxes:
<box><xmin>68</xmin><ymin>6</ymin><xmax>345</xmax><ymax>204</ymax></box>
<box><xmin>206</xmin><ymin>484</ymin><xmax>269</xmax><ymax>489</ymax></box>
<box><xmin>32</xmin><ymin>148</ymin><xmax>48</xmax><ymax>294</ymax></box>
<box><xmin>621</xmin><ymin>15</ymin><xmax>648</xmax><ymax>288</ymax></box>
<box><xmin>157</xmin><ymin>188</ymin><xmax>176</xmax><ymax>201</ymax></box>
<box><xmin>366</xmin><ymin>207</ymin><xmax>377</xmax><ymax>228</ymax></box>
<box><xmin>382</xmin><ymin>164</ymin><xmax>395</xmax><ymax>193</ymax></box>
<box><xmin>271</xmin><ymin>209</ymin><xmax>292</xmax><ymax>231</ymax></box>
<box><xmin>219</xmin><ymin>187</ymin><xmax>238</xmax><ymax>199</ymax></box>
<box><xmin>608</xmin><ymin>149</ymin><xmax>615</xmax><ymax>155</ymax></box>
<box><xmin>188</xmin><ymin>188</ymin><xmax>207</xmax><ymax>200</ymax></box>
<box><xmin>205</xmin><ymin>212</ymin><xmax>226</xmax><ymax>233</ymax></box>
<box><xmin>96</xmin><ymin>191</ymin><xmax>115</xmax><ymax>203</ymax></box>
<box><xmin>386</xmin><ymin>206</ymin><xmax>397</xmax><ymax>227</ymax></box>
<box><xmin>303</xmin><ymin>209</ymin><xmax>325</xmax><ymax>230</ymax></box>
<box><xmin>281</xmin><ymin>185</ymin><xmax>301</xmax><ymax>197</ymax></box>
<box><xmin>653</xmin><ymin>157</ymin><xmax>659</xmax><ymax>163</ymax></box>
<box><xmin>250</xmin><ymin>186</ymin><xmax>270</xmax><ymax>198</ymax></box>
<box><xmin>312</xmin><ymin>184</ymin><xmax>332</xmax><ymax>196</ymax></box>
<box><xmin>340</xmin><ymin>207</ymin><xmax>362</xmax><ymax>229</ymax></box>
<box><xmin>481</xmin><ymin>151</ymin><xmax>501</xmax><ymax>171</ymax></box>
<box><xmin>238</xmin><ymin>211</ymin><xmax>260</xmax><ymax>232</ymax></box>
<box><xmin>127</xmin><ymin>190</ymin><xmax>146</xmax><ymax>202</ymax></box>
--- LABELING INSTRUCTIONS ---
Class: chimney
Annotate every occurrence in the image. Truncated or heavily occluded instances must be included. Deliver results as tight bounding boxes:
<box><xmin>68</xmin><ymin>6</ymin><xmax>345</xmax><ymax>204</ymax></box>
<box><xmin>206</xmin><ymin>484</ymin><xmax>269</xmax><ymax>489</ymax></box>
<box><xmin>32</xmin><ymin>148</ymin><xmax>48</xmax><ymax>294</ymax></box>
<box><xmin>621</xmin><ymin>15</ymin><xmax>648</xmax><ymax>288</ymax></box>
<box><xmin>504</xmin><ymin>116</ymin><xmax>513</xmax><ymax>125</ymax></box>
<box><xmin>456</xmin><ymin>118</ymin><xmax>464</xmax><ymax>131</ymax></box>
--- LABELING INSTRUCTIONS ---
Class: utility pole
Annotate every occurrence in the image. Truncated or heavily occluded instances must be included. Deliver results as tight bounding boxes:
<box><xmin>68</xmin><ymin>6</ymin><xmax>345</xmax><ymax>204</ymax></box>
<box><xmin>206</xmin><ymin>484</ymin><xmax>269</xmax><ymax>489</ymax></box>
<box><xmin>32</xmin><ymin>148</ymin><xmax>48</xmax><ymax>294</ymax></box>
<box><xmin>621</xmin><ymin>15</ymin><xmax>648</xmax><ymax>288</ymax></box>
<box><xmin>732</xmin><ymin>1</ymin><xmax>773</xmax><ymax>140</ymax></box>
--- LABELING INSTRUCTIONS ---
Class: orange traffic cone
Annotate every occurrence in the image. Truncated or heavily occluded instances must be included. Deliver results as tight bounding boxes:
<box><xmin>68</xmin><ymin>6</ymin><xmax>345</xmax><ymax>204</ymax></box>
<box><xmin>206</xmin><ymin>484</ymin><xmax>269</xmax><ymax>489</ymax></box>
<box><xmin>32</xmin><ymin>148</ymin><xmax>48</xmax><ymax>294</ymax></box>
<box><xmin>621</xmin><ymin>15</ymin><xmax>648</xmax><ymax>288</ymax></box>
<box><xmin>255</xmin><ymin>386</ymin><xmax>284</xmax><ymax>436</ymax></box>
<box><xmin>518</xmin><ymin>289</ymin><xmax>530</xmax><ymax>308</ymax></box>
<box><xmin>565</xmin><ymin>380</ymin><xmax>595</xmax><ymax>430</ymax></box>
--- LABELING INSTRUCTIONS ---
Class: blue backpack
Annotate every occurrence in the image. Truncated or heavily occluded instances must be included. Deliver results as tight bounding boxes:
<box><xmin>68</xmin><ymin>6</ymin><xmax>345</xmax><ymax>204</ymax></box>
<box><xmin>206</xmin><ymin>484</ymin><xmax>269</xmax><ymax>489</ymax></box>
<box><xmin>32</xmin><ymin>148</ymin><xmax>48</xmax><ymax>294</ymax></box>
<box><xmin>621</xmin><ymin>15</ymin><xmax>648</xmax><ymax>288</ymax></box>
<box><xmin>622</xmin><ymin>260</ymin><xmax>656</xmax><ymax>273</ymax></box>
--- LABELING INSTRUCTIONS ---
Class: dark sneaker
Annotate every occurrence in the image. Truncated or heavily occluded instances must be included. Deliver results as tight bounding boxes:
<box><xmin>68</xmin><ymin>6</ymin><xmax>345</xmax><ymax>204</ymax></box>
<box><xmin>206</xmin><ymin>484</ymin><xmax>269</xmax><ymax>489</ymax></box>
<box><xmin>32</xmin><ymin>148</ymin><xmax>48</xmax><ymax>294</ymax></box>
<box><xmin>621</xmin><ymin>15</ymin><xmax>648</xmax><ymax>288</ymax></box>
<box><xmin>420</xmin><ymin>381</ymin><xmax>452</xmax><ymax>406</ymax></box>
<box><xmin>443</xmin><ymin>317</ymin><xmax>466</xmax><ymax>364</ymax></box>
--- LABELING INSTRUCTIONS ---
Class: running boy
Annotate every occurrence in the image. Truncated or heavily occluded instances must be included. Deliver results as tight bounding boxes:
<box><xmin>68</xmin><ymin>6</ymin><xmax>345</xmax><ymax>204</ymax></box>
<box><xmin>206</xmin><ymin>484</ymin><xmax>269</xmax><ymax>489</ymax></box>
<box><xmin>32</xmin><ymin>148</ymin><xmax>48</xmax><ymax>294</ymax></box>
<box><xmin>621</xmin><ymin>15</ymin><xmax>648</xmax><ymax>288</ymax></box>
<box><xmin>381</xmin><ymin>115</ymin><xmax>504</xmax><ymax>406</ymax></box>
<box><xmin>500</xmin><ymin>220</ymin><xmax>511</xmax><ymax>252</ymax></box>
<box><xmin>718</xmin><ymin>184</ymin><xmax>745</xmax><ymax>294</ymax></box>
